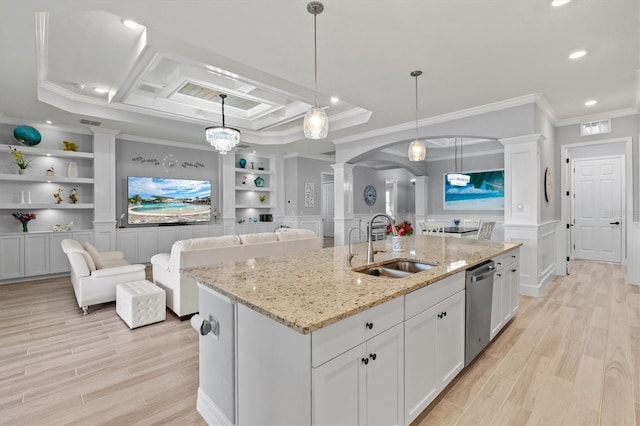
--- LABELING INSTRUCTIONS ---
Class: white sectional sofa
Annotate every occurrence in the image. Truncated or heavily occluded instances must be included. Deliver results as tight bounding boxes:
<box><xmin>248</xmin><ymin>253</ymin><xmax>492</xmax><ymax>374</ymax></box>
<box><xmin>150</xmin><ymin>229</ymin><xmax>323</xmax><ymax>318</ymax></box>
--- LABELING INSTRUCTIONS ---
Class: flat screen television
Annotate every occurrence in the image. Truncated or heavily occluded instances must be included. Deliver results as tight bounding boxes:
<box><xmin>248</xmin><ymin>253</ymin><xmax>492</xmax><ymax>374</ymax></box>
<box><xmin>127</xmin><ymin>176</ymin><xmax>212</xmax><ymax>225</ymax></box>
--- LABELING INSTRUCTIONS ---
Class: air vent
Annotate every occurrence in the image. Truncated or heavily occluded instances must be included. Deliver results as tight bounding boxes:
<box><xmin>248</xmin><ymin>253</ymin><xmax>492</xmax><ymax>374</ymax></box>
<box><xmin>177</xmin><ymin>82</ymin><xmax>260</xmax><ymax>111</ymax></box>
<box><xmin>80</xmin><ymin>118</ymin><xmax>101</xmax><ymax>126</ymax></box>
<box><xmin>581</xmin><ymin>119</ymin><xmax>610</xmax><ymax>136</ymax></box>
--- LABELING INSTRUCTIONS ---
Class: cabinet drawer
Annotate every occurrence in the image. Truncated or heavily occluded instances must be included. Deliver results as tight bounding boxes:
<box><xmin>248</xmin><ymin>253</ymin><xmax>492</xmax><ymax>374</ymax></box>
<box><xmin>493</xmin><ymin>249</ymin><xmax>518</xmax><ymax>270</ymax></box>
<box><xmin>405</xmin><ymin>271</ymin><xmax>464</xmax><ymax>320</ymax></box>
<box><xmin>312</xmin><ymin>296</ymin><xmax>403</xmax><ymax>367</ymax></box>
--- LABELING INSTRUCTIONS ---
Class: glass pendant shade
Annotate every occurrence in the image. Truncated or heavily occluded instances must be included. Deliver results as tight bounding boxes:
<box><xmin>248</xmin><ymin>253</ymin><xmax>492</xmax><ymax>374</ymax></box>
<box><xmin>303</xmin><ymin>106</ymin><xmax>329</xmax><ymax>139</ymax></box>
<box><xmin>205</xmin><ymin>126</ymin><xmax>240</xmax><ymax>155</ymax></box>
<box><xmin>408</xmin><ymin>139</ymin><xmax>426</xmax><ymax>161</ymax></box>
<box><xmin>447</xmin><ymin>173</ymin><xmax>470</xmax><ymax>186</ymax></box>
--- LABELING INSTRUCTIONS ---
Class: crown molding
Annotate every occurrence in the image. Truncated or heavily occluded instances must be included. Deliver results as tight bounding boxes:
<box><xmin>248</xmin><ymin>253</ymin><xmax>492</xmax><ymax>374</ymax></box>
<box><xmin>283</xmin><ymin>152</ymin><xmax>335</xmax><ymax>162</ymax></box>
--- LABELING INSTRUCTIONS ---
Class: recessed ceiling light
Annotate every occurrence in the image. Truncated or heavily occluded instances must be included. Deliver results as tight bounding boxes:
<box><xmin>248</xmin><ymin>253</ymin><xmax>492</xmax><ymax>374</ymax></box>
<box><xmin>551</xmin><ymin>0</ymin><xmax>570</xmax><ymax>7</ymax></box>
<box><xmin>584</xmin><ymin>99</ymin><xmax>597</xmax><ymax>106</ymax></box>
<box><xmin>94</xmin><ymin>87</ymin><xmax>109</xmax><ymax>94</ymax></box>
<box><xmin>74</xmin><ymin>83</ymin><xmax>86</xmax><ymax>90</ymax></box>
<box><xmin>122</xmin><ymin>19</ymin><xmax>141</xmax><ymax>30</ymax></box>
<box><xmin>569</xmin><ymin>50</ymin><xmax>586</xmax><ymax>60</ymax></box>
<box><xmin>330</xmin><ymin>96</ymin><xmax>339</xmax><ymax>104</ymax></box>
<box><xmin>45</xmin><ymin>120</ymin><xmax>52</xmax><ymax>124</ymax></box>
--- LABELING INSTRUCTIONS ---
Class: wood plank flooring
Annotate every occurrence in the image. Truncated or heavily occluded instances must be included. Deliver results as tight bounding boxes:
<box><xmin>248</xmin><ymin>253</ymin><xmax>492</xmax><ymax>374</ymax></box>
<box><xmin>1</xmin><ymin>260</ymin><xmax>638</xmax><ymax>425</ymax></box>
<box><xmin>416</xmin><ymin>260</ymin><xmax>639</xmax><ymax>425</ymax></box>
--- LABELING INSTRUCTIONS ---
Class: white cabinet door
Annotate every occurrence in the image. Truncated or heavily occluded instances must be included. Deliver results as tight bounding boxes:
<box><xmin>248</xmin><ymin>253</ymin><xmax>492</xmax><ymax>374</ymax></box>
<box><xmin>72</xmin><ymin>231</ymin><xmax>94</xmax><ymax>245</ymax></box>
<box><xmin>313</xmin><ymin>343</ymin><xmax>367</xmax><ymax>426</ymax></box>
<box><xmin>157</xmin><ymin>228</ymin><xmax>177</xmax><ymax>254</ymax></box>
<box><xmin>501</xmin><ymin>266</ymin><xmax>513</xmax><ymax>324</ymax></box>
<box><xmin>365</xmin><ymin>323</ymin><xmax>404</xmax><ymax>426</ymax></box>
<box><xmin>404</xmin><ymin>290</ymin><xmax>465</xmax><ymax>424</ymax></box>
<box><xmin>24</xmin><ymin>233</ymin><xmax>49</xmax><ymax>276</ymax></box>
<box><xmin>490</xmin><ymin>269</ymin><xmax>505</xmax><ymax>341</ymax></box>
<box><xmin>404</xmin><ymin>304</ymin><xmax>438</xmax><ymax>424</ymax></box>
<box><xmin>191</xmin><ymin>226</ymin><xmax>209</xmax><ymax>238</ymax></box>
<box><xmin>49</xmin><ymin>232</ymin><xmax>72</xmax><ymax>273</ymax></box>
<box><xmin>137</xmin><ymin>228</ymin><xmax>158</xmax><ymax>262</ymax></box>
<box><xmin>116</xmin><ymin>229</ymin><xmax>139</xmax><ymax>263</ymax></box>
<box><xmin>0</xmin><ymin>235</ymin><xmax>24</xmax><ymax>279</ymax></box>
<box><xmin>509</xmin><ymin>263</ymin><xmax>520</xmax><ymax>317</ymax></box>
<box><xmin>435</xmin><ymin>290</ymin><xmax>465</xmax><ymax>389</ymax></box>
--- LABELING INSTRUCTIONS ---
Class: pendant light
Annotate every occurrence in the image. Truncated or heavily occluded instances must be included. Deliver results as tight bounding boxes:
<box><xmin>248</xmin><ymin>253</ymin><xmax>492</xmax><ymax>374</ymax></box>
<box><xmin>205</xmin><ymin>94</ymin><xmax>240</xmax><ymax>155</ymax></box>
<box><xmin>303</xmin><ymin>2</ymin><xmax>329</xmax><ymax>139</ymax></box>
<box><xmin>408</xmin><ymin>70</ymin><xmax>426</xmax><ymax>161</ymax></box>
<box><xmin>447</xmin><ymin>137</ymin><xmax>470</xmax><ymax>186</ymax></box>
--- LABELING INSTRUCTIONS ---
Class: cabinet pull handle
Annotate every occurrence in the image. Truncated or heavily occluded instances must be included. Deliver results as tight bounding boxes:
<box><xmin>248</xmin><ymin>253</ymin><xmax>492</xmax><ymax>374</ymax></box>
<box><xmin>361</xmin><ymin>357</ymin><xmax>369</xmax><ymax>365</ymax></box>
<box><xmin>369</xmin><ymin>353</ymin><xmax>377</xmax><ymax>361</ymax></box>
<box><xmin>512</xmin><ymin>269</ymin><xmax>517</xmax><ymax>272</ymax></box>
<box><xmin>365</xmin><ymin>322</ymin><xmax>373</xmax><ymax>330</ymax></box>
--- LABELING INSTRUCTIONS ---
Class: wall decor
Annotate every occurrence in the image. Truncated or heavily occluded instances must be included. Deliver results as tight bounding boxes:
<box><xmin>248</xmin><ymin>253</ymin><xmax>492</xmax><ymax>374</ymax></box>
<box><xmin>131</xmin><ymin>156</ymin><xmax>160</xmax><ymax>166</ymax></box>
<box><xmin>67</xmin><ymin>161</ymin><xmax>78</xmax><ymax>177</ymax></box>
<box><xmin>304</xmin><ymin>182</ymin><xmax>315</xmax><ymax>207</ymax></box>
<box><xmin>14</xmin><ymin>125</ymin><xmax>42</xmax><ymax>146</ymax></box>
<box><xmin>162</xmin><ymin>154</ymin><xmax>180</xmax><ymax>171</ymax></box>
<box><xmin>443</xmin><ymin>169</ymin><xmax>504</xmax><ymax>210</ymax></box>
<box><xmin>62</xmin><ymin>140</ymin><xmax>78</xmax><ymax>151</ymax></box>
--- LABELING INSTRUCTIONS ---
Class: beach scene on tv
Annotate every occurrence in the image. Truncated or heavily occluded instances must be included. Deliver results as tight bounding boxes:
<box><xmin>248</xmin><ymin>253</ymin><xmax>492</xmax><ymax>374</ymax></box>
<box><xmin>127</xmin><ymin>177</ymin><xmax>212</xmax><ymax>225</ymax></box>
<box><xmin>444</xmin><ymin>170</ymin><xmax>504</xmax><ymax>210</ymax></box>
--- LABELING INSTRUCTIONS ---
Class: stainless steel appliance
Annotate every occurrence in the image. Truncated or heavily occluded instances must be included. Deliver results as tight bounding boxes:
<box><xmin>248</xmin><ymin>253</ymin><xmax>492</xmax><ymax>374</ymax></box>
<box><xmin>464</xmin><ymin>260</ymin><xmax>495</xmax><ymax>366</ymax></box>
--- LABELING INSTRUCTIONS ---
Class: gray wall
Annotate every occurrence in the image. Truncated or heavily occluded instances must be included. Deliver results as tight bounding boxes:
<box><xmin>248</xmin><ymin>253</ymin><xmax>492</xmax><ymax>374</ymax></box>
<box><xmin>353</xmin><ymin>166</ymin><xmax>386</xmax><ymax>215</ymax></box>
<box><xmin>427</xmin><ymin>152</ymin><xmax>504</xmax><ymax>216</ymax></box>
<box><xmin>555</xmin><ymin>114</ymin><xmax>639</xmax><ymax>220</ymax></box>
<box><xmin>378</xmin><ymin>168</ymin><xmax>415</xmax><ymax>220</ymax></box>
<box><xmin>284</xmin><ymin>156</ymin><xmax>333</xmax><ymax>216</ymax></box>
<box><xmin>115</xmin><ymin>140</ymin><xmax>219</xmax><ymax>225</ymax></box>
<box><xmin>536</xmin><ymin>105</ymin><xmax>557</xmax><ymax>223</ymax></box>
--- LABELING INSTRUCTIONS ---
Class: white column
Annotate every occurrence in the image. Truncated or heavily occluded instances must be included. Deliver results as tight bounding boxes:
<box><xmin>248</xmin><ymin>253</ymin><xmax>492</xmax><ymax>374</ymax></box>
<box><xmin>331</xmin><ymin>163</ymin><xmax>355</xmax><ymax>246</ymax></box>
<box><xmin>92</xmin><ymin>127</ymin><xmax>119</xmax><ymax>251</ymax></box>
<box><xmin>220</xmin><ymin>151</ymin><xmax>236</xmax><ymax>235</ymax></box>
<box><xmin>500</xmin><ymin>134</ymin><xmax>545</xmax><ymax>296</ymax></box>
<box><xmin>414</xmin><ymin>176</ymin><xmax>428</xmax><ymax>222</ymax></box>
<box><xmin>271</xmin><ymin>154</ymin><xmax>285</xmax><ymax>226</ymax></box>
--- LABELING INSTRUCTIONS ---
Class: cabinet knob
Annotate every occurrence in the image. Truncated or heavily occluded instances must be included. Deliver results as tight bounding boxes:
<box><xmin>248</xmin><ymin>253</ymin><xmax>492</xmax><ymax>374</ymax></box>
<box><xmin>443</xmin><ymin>311</ymin><xmax>447</xmax><ymax>317</ymax></box>
<box><xmin>437</xmin><ymin>313</ymin><xmax>441</xmax><ymax>319</ymax></box>
<box><xmin>361</xmin><ymin>357</ymin><xmax>369</xmax><ymax>365</ymax></box>
<box><xmin>512</xmin><ymin>269</ymin><xmax>517</xmax><ymax>272</ymax></box>
<box><xmin>365</xmin><ymin>322</ymin><xmax>374</xmax><ymax>330</ymax></box>
<box><xmin>369</xmin><ymin>353</ymin><xmax>377</xmax><ymax>361</ymax></box>
<box><xmin>512</xmin><ymin>255</ymin><xmax>516</xmax><ymax>258</ymax></box>
<box><xmin>496</xmin><ymin>273</ymin><xmax>501</xmax><ymax>277</ymax></box>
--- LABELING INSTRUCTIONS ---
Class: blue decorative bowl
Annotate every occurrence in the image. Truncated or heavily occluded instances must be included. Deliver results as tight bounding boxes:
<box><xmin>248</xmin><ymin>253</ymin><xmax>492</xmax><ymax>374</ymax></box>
<box><xmin>14</xmin><ymin>125</ymin><xmax>42</xmax><ymax>146</ymax></box>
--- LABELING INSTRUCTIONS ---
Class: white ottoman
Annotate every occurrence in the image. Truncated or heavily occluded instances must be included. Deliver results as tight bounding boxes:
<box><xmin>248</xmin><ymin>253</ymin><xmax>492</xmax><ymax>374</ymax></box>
<box><xmin>116</xmin><ymin>280</ymin><xmax>166</xmax><ymax>329</ymax></box>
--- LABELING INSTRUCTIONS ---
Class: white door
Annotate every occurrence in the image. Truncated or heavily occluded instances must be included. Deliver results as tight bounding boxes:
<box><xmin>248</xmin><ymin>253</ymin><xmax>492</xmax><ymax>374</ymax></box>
<box><xmin>322</xmin><ymin>177</ymin><xmax>334</xmax><ymax>237</ymax></box>
<box><xmin>435</xmin><ymin>291</ymin><xmax>465</xmax><ymax>389</ymax></box>
<box><xmin>365</xmin><ymin>323</ymin><xmax>403</xmax><ymax>426</ymax></box>
<box><xmin>572</xmin><ymin>157</ymin><xmax>623</xmax><ymax>262</ymax></box>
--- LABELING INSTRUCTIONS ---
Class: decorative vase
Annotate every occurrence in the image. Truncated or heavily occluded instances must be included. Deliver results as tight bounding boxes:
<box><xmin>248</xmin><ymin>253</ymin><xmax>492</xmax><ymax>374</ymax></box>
<box><xmin>392</xmin><ymin>235</ymin><xmax>406</xmax><ymax>252</ymax></box>
<box><xmin>27</xmin><ymin>191</ymin><xmax>32</xmax><ymax>204</ymax></box>
<box><xmin>22</xmin><ymin>221</ymin><xmax>29</xmax><ymax>233</ymax></box>
<box><xmin>18</xmin><ymin>168</ymin><xmax>27</xmax><ymax>175</ymax></box>
<box><xmin>20</xmin><ymin>191</ymin><xmax>25</xmax><ymax>204</ymax></box>
<box><xmin>239</xmin><ymin>158</ymin><xmax>247</xmax><ymax>168</ymax></box>
<box><xmin>67</xmin><ymin>161</ymin><xmax>78</xmax><ymax>178</ymax></box>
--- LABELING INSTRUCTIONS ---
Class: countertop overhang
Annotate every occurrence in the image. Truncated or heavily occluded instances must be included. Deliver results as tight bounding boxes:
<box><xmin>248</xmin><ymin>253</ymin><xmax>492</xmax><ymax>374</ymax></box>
<box><xmin>184</xmin><ymin>235</ymin><xmax>521</xmax><ymax>335</ymax></box>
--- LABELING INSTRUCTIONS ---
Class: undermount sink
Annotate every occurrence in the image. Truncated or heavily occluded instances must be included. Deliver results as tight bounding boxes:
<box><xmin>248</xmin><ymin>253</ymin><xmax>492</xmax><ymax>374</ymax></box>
<box><xmin>354</xmin><ymin>260</ymin><xmax>437</xmax><ymax>279</ymax></box>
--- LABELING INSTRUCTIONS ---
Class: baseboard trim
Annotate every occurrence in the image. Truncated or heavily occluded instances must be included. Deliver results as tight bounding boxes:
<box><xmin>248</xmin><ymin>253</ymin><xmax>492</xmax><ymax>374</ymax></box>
<box><xmin>197</xmin><ymin>387</ymin><xmax>233</xmax><ymax>426</ymax></box>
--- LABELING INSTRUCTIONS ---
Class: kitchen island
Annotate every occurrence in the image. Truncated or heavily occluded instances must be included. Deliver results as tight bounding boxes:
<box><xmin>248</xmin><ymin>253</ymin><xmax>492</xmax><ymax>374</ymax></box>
<box><xmin>185</xmin><ymin>235</ymin><xmax>520</xmax><ymax>425</ymax></box>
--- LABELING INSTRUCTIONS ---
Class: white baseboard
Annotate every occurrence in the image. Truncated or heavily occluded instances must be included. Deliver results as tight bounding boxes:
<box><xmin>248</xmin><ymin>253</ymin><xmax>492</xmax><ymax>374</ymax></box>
<box><xmin>197</xmin><ymin>387</ymin><xmax>233</xmax><ymax>426</ymax></box>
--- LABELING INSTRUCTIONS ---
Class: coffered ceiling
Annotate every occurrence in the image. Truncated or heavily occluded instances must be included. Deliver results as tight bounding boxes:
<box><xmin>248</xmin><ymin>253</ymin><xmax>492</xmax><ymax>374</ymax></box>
<box><xmin>0</xmin><ymin>0</ymin><xmax>638</xmax><ymax>159</ymax></box>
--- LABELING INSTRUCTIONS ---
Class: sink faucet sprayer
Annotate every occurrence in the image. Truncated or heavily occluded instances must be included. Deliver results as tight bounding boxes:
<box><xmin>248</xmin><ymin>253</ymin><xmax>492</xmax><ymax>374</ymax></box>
<box><xmin>346</xmin><ymin>227</ymin><xmax>363</xmax><ymax>267</ymax></box>
<box><xmin>367</xmin><ymin>213</ymin><xmax>396</xmax><ymax>264</ymax></box>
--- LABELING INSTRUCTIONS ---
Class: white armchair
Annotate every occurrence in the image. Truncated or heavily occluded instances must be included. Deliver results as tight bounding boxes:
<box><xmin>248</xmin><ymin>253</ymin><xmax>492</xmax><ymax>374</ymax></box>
<box><xmin>61</xmin><ymin>239</ymin><xmax>146</xmax><ymax>314</ymax></box>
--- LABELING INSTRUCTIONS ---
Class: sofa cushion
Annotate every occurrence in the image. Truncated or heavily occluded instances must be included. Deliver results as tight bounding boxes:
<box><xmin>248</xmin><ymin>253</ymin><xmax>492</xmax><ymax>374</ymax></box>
<box><xmin>169</xmin><ymin>235</ymin><xmax>241</xmax><ymax>272</ymax></box>
<box><xmin>275</xmin><ymin>228</ymin><xmax>316</xmax><ymax>241</ymax></box>
<box><xmin>82</xmin><ymin>242</ymin><xmax>104</xmax><ymax>269</ymax></box>
<box><xmin>239</xmin><ymin>232</ymin><xmax>278</xmax><ymax>245</ymax></box>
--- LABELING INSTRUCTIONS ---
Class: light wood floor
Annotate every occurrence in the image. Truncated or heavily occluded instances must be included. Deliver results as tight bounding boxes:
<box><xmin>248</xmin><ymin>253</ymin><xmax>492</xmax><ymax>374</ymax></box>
<box><xmin>1</xmin><ymin>260</ymin><xmax>638</xmax><ymax>425</ymax></box>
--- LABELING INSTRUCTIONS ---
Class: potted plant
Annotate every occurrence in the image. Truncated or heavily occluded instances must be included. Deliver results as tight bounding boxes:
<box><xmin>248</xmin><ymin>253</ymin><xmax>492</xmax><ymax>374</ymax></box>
<box><xmin>258</xmin><ymin>195</ymin><xmax>267</xmax><ymax>204</ymax></box>
<box><xmin>8</xmin><ymin>146</ymin><xmax>32</xmax><ymax>174</ymax></box>
<box><xmin>386</xmin><ymin>220</ymin><xmax>413</xmax><ymax>252</ymax></box>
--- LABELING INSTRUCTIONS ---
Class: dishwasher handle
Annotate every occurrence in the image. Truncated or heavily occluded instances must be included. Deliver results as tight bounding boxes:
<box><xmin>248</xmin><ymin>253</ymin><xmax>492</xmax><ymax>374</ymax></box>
<box><xmin>470</xmin><ymin>265</ymin><xmax>495</xmax><ymax>282</ymax></box>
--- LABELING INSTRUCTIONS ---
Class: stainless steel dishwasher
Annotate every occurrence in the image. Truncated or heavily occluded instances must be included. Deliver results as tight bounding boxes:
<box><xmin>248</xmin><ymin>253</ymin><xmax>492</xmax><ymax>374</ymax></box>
<box><xmin>465</xmin><ymin>260</ymin><xmax>495</xmax><ymax>366</ymax></box>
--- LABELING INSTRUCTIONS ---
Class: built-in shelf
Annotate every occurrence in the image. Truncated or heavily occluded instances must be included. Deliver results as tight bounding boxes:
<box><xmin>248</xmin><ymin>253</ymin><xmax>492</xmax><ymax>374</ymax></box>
<box><xmin>235</xmin><ymin>186</ymin><xmax>273</xmax><ymax>192</ymax></box>
<box><xmin>4</xmin><ymin>145</ymin><xmax>94</xmax><ymax>159</ymax></box>
<box><xmin>235</xmin><ymin>168</ymin><xmax>272</xmax><ymax>175</ymax></box>
<box><xmin>1</xmin><ymin>203</ymin><xmax>94</xmax><ymax>209</ymax></box>
<box><xmin>235</xmin><ymin>204</ymin><xmax>274</xmax><ymax>209</ymax></box>
<box><xmin>0</xmin><ymin>173</ymin><xmax>94</xmax><ymax>184</ymax></box>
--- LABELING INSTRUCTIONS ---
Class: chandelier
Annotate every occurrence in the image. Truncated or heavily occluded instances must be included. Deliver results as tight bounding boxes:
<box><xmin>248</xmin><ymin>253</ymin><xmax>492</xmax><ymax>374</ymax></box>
<box><xmin>447</xmin><ymin>137</ymin><xmax>470</xmax><ymax>186</ymax></box>
<box><xmin>303</xmin><ymin>2</ymin><xmax>329</xmax><ymax>139</ymax></box>
<box><xmin>408</xmin><ymin>70</ymin><xmax>426</xmax><ymax>161</ymax></box>
<box><xmin>205</xmin><ymin>94</ymin><xmax>240</xmax><ymax>154</ymax></box>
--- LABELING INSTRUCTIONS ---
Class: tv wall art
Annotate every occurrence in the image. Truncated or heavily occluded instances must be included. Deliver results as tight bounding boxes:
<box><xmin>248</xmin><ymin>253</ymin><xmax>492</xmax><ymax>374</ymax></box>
<box><xmin>443</xmin><ymin>169</ymin><xmax>504</xmax><ymax>210</ymax></box>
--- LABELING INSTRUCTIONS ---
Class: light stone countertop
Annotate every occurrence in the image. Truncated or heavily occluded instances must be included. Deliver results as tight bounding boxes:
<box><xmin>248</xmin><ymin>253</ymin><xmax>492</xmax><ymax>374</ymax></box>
<box><xmin>183</xmin><ymin>235</ymin><xmax>521</xmax><ymax>335</ymax></box>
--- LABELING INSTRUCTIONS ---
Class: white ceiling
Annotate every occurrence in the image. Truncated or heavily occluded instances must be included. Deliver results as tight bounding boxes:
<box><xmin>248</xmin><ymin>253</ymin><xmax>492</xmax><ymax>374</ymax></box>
<box><xmin>0</xmin><ymin>0</ymin><xmax>638</xmax><ymax>159</ymax></box>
